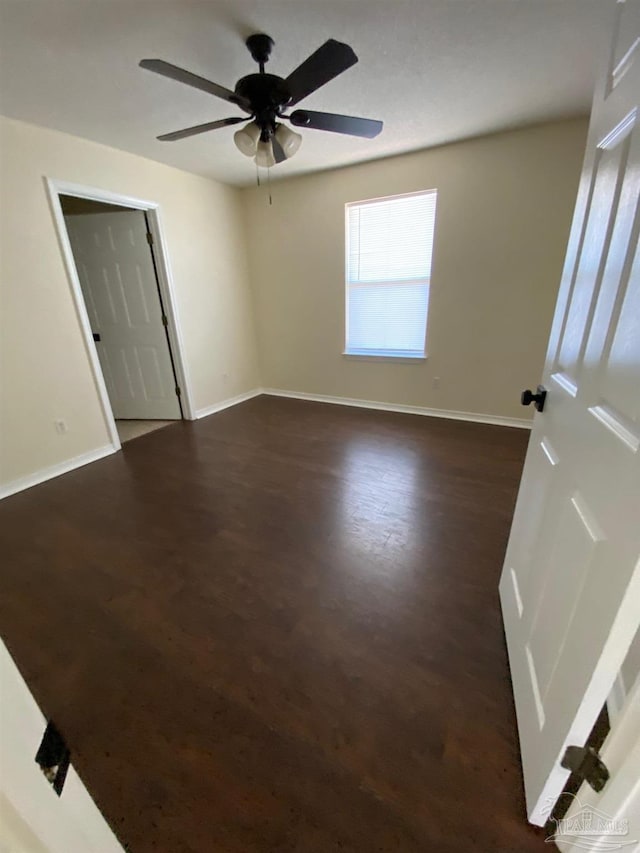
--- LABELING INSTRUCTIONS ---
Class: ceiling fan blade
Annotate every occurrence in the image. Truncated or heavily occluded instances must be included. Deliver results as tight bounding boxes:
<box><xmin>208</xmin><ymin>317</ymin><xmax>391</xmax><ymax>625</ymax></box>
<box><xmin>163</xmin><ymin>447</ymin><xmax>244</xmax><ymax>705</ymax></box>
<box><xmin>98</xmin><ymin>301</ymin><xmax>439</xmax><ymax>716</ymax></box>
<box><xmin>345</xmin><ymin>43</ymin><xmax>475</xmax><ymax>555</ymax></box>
<box><xmin>157</xmin><ymin>117</ymin><xmax>248</xmax><ymax>142</ymax></box>
<box><xmin>289</xmin><ymin>110</ymin><xmax>383</xmax><ymax>139</ymax></box>
<box><xmin>271</xmin><ymin>135</ymin><xmax>287</xmax><ymax>164</ymax></box>
<box><xmin>139</xmin><ymin>59</ymin><xmax>251</xmax><ymax>112</ymax></box>
<box><xmin>284</xmin><ymin>39</ymin><xmax>358</xmax><ymax>107</ymax></box>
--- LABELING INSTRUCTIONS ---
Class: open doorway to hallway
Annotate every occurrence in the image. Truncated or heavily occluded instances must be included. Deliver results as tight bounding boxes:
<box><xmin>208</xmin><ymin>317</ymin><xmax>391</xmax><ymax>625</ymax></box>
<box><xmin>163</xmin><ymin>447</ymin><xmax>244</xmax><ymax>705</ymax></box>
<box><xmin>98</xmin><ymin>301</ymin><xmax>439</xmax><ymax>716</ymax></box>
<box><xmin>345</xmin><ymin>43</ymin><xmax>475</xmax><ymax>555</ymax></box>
<box><xmin>60</xmin><ymin>195</ymin><xmax>183</xmax><ymax>444</ymax></box>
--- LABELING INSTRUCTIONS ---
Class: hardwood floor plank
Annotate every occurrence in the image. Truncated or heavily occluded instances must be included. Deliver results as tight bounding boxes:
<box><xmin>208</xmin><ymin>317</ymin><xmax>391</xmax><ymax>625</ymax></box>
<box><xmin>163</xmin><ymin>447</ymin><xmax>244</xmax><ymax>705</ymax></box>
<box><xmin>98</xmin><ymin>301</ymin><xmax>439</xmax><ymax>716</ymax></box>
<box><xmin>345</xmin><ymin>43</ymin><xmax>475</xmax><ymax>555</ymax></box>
<box><xmin>0</xmin><ymin>396</ymin><xmax>545</xmax><ymax>851</ymax></box>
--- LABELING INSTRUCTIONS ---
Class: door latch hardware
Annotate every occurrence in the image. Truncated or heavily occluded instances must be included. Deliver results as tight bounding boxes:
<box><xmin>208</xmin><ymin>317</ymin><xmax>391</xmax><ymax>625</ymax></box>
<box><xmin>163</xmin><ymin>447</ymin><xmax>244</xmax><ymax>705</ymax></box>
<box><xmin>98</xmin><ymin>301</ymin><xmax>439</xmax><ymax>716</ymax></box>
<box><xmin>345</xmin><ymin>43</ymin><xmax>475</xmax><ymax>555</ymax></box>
<box><xmin>35</xmin><ymin>721</ymin><xmax>70</xmax><ymax>796</ymax></box>
<box><xmin>521</xmin><ymin>385</ymin><xmax>547</xmax><ymax>412</ymax></box>
<box><xmin>561</xmin><ymin>745</ymin><xmax>609</xmax><ymax>793</ymax></box>
<box><xmin>92</xmin><ymin>332</ymin><xmax>101</xmax><ymax>342</ymax></box>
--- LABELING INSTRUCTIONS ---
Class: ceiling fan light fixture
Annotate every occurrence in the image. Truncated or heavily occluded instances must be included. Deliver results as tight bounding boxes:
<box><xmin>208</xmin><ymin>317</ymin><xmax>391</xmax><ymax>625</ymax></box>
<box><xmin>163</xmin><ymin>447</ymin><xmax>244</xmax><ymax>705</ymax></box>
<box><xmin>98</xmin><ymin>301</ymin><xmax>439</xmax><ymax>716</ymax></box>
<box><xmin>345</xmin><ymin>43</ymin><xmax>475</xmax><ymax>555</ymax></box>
<box><xmin>255</xmin><ymin>139</ymin><xmax>276</xmax><ymax>168</ymax></box>
<box><xmin>234</xmin><ymin>121</ymin><xmax>261</xmax><ymax>157</ymax></box>
<box><xmin>275</xmin><ymin>123</ymin><xmax>302</xmax><ymax>159</ymax></box>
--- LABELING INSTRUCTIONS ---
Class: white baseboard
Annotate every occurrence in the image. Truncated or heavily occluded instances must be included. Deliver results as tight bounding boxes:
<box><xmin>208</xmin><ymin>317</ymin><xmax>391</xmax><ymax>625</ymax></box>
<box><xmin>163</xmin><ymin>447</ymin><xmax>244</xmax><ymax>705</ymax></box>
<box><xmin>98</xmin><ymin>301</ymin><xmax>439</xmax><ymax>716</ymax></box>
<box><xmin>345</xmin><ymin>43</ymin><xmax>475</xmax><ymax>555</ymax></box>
<box><xmin>263</xmin><ymin>388</ymin><xmax>533</xmax><ymax>429</ymax></box>
<box><xmin>195</xmin><ymin>388</ymin><xmax>264</xmax><ymax>420</ymax></box>
<box><xmin>0</xmin><ymin>388</ymin><xmax>527</xmax><ymax>501</ymax></box>
<box><xmin>0</xmin><ymin>444</ymin><xmax>116</xmax><ymax>501</ymax></box>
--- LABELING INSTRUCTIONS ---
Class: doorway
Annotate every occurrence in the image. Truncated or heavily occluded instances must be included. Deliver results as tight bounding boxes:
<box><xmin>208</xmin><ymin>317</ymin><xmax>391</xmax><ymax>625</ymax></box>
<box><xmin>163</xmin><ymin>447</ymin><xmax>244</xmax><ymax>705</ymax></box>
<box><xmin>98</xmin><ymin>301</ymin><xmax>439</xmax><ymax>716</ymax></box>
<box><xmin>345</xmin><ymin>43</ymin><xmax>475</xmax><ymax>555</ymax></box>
<box><xmin>46</xmin><ymin>180</ymin><xmax>195</xmax><ymax>448</ymax></box>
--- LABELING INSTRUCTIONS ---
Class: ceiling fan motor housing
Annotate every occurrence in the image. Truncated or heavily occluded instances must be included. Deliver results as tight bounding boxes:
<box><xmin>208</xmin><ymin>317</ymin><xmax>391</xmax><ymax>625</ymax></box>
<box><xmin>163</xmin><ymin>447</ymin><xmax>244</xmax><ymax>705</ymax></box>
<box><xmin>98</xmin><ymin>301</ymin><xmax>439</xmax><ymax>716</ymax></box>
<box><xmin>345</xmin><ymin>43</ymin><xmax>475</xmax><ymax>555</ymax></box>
<box><xmin>235</xmin><ymin>74</ymin><xmax>291</xmax><ymax>140</ymax></box>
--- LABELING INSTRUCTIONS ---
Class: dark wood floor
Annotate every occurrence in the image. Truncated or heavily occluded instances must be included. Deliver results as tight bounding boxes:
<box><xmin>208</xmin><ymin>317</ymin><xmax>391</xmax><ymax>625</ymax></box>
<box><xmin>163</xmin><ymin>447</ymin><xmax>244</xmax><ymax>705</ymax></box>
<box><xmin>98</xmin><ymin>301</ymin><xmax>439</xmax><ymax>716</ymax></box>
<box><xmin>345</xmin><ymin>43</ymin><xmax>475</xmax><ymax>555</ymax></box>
<box><xmin>0</xmin><ymin>396</ymin><xmax>545</xmax><ymax>852</ymax></box>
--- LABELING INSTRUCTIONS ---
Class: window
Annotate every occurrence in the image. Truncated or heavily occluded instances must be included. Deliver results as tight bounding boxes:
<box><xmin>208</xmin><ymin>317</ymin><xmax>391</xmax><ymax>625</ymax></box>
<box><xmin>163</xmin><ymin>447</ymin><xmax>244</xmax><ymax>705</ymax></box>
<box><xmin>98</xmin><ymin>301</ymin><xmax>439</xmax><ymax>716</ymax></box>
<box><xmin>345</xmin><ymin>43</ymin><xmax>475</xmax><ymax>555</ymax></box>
<box><xmin>345</xmin><ymin>189</ymin><xmax>437</xmax><ymax>358</ymax></box>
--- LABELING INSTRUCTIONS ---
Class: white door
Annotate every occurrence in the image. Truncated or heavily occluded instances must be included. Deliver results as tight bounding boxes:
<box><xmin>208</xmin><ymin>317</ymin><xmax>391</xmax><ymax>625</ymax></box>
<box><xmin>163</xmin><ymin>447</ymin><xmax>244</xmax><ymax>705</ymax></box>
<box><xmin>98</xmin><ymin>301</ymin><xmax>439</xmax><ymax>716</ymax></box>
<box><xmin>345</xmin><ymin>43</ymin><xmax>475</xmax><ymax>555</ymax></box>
<box><xmin>0</xmin><ymin>641</ymin><xmax>123</xmax><ymax>853</ymax></box>
<box><xmin>499</xmin><ymin>0</ymin><xmax>640</xmax><ymax>827</ymax></box>
<box><xmin>64</xmin><ymin>210</ymin><xmax>181</xmax><ymax>420</ymax></box>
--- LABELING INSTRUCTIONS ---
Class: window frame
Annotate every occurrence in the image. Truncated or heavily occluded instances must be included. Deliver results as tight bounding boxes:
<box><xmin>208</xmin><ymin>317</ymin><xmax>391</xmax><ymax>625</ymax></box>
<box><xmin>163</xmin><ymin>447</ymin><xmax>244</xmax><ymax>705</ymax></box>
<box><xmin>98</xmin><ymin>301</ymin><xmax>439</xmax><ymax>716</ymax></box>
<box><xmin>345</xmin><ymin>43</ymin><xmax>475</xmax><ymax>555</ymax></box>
<box><xmin>343</xmin><ymin>188</ymin><xmax>437</xmax><ymax>361</ymax></box>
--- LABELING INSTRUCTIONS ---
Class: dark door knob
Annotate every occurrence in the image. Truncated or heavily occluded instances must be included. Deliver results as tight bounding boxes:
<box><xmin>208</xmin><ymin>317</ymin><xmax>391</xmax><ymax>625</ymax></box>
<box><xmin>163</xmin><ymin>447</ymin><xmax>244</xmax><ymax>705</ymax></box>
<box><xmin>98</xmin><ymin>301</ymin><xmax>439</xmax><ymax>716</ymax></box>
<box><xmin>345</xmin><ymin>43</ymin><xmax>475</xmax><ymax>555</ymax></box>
<box><xmin>92</xmin><ymin>332</ymin><xmax>101</xmax><ymax>342</ymax></box>
<box><xmin>521</xmin><ymin>385</ymin><xmax>547</xmax><ymax>412</ymax></box>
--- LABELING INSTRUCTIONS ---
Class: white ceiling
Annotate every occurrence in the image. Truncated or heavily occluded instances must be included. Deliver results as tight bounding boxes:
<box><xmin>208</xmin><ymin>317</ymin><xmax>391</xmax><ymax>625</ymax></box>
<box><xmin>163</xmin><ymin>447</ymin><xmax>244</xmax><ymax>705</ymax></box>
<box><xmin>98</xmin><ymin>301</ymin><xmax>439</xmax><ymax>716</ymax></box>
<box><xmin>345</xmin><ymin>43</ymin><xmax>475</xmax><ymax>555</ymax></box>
<box><xmin>0</xmin><ymin>0</ymin><xmax>614</xmax><ymax>187</ymax></box>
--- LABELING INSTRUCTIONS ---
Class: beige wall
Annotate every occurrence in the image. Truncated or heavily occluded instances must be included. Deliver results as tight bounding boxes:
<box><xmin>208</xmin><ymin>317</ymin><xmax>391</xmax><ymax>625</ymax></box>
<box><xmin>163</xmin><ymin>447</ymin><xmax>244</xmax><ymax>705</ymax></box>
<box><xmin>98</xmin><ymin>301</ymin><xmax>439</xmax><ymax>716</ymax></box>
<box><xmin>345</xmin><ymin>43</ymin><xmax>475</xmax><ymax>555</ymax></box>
<box><xmin>242</xmin><ymin>119</ymin><xmax>587</xmax><ymax>421</ymax></box>
<box><xmin>0</xmin><ymin>116</ymin><xmax>588</xmax><ymax>491</ymax></box>
<box><xmin>0</xmin><ymin>116</ymin><xmax>260</xmax><ymax>488</ymax></box>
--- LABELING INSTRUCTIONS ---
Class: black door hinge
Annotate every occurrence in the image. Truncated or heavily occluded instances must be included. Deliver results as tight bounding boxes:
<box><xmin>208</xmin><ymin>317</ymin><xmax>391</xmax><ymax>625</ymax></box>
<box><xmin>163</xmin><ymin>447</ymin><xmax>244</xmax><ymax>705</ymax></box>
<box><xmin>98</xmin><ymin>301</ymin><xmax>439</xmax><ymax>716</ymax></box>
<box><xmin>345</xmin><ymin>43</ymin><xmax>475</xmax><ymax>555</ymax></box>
<box><xmin>35</xmin><ymin>721</ymin><xmax>70</xmax><ymax>796</ymax></box>
<box><xmin>175</xmin><ymin>386</ymin><xmax>181</xmax><ymax>397</ymax></box>
<box><xmin>146</xmin><ymin>230</ymin><xmax>154</xmax><ymax>246</ymax></box>
<box><xmin>162</xmin><ymin>315</ymin><xmax>168</xmax><ymax>327</ymax></box>
<box><xmin>561</xmin><ymin>745</ymin><xmax>609</xmax><ymax>793</ymax></box>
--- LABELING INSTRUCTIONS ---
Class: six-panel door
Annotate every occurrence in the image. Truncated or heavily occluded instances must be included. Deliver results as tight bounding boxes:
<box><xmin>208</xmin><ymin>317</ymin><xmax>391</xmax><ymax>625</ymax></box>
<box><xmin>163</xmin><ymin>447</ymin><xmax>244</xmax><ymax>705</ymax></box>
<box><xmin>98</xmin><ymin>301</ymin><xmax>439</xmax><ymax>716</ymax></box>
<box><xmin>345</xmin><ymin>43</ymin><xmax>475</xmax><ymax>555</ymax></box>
<box><xmin>499</xmin><ymin>0</ymin><xmax>640</xmax><ymax>826</ymax></box>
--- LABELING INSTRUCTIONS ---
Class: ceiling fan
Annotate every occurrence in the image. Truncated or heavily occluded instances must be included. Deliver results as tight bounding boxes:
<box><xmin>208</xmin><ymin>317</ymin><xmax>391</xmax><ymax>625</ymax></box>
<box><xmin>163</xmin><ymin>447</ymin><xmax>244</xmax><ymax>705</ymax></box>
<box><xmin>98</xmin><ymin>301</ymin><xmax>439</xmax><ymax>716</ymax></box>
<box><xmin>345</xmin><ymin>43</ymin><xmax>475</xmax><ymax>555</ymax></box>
<box><xmin>139</xmin><ymin>34</ymin><xmax>383</xmax><ymax>167</ymax></box>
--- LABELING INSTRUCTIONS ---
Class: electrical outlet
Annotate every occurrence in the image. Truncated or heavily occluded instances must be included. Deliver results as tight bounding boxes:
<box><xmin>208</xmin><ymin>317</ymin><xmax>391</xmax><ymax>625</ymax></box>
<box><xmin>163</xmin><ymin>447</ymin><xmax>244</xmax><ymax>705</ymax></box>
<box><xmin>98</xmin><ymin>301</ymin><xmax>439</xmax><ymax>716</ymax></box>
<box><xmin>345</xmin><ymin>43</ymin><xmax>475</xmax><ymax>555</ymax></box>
<box><xmin>432</xmin><ymin>377</ymin><xmax>441</xmax><ymax>389</ymax></box>
<box><xmin>54</xmin><ymin>420</ymin><xmax>68</xmax><ymax>435</ymax></box>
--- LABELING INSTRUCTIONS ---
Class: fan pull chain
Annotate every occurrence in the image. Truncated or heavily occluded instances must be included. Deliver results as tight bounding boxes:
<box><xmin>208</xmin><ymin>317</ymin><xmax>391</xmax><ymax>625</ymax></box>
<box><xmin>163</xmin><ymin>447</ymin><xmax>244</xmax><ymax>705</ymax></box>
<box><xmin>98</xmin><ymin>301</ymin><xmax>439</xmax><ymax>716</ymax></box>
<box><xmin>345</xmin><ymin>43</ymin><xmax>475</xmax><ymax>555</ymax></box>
<box><xmin>267</xmin><ymin>166</ymin><xmax>272</xmax><ymax>206</ymax></box>
<box><xmin>255</xmin><ymin>161</ymin><xmax>261</xmax><ymax>188</ymax></box>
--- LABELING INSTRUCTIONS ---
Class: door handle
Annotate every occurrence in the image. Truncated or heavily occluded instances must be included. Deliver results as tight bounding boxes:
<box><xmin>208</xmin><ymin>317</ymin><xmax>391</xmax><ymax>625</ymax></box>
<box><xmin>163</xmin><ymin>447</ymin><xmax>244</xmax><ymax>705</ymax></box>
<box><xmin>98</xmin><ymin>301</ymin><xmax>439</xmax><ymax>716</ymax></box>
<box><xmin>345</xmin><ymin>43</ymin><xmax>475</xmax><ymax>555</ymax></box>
<box><xmin>92</xmin><ymin>332</ymin><xmax>101</xmax><ymax>342</ymax></box>
<box><xmin>521</xmin><ymin>385</ymin><xmax>547</xmax><ymax>412</ymax></box>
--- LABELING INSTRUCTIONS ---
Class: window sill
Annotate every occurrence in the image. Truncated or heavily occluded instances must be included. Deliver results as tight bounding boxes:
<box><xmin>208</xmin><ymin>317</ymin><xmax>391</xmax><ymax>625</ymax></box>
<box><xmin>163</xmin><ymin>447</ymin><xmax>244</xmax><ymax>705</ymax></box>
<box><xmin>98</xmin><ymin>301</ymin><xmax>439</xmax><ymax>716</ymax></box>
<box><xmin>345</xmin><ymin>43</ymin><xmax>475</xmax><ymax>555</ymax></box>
<box><xmin>342</xmin><ymin>351</ymin><xmax>427</xmax><ymax>364</ymax></box>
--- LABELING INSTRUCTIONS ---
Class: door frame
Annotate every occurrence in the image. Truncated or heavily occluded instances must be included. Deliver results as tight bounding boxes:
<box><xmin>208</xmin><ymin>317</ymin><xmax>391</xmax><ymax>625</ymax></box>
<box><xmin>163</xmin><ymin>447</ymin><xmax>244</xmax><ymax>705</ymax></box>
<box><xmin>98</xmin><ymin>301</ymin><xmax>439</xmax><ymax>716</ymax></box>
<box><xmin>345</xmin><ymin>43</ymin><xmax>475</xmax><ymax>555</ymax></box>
<box><xmin>0</xmin><ymin>640</ymin><xmax>125</xmax><ymax>852</ymax></box>
<box><xmin>44</xmin><ymin>177</ymin><xmax>196</xmax><ymax>451</ymax></box>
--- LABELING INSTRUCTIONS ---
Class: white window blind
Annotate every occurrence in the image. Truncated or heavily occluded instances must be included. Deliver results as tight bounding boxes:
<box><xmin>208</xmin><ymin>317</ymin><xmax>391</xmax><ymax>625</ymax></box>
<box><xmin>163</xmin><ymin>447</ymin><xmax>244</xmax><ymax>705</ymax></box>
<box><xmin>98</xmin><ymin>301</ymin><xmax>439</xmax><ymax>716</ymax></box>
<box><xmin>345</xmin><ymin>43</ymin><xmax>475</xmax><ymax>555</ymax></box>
<box><xmin>345</xmin><ymin>190</ymin><xmax>437</xmax><ymax>358</ymax></box>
